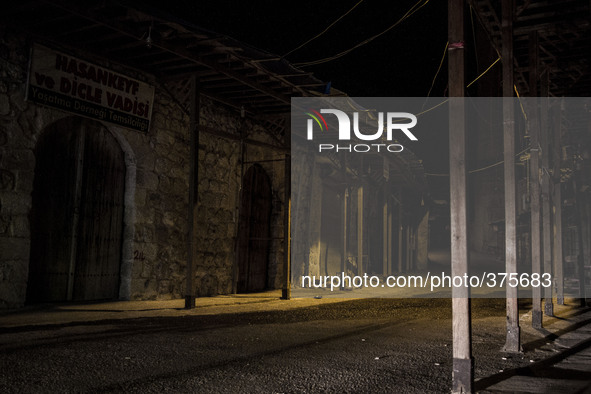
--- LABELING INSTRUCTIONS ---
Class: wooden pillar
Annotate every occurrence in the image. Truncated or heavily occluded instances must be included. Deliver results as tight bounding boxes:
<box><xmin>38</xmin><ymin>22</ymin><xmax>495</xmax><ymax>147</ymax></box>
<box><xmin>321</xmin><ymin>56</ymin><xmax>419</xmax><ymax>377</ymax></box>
<box><xmin>357</xmin><ymin>185</ymin><xmax>364</xmax><ymax>276</ymax></box>
<box><xmin>388</xmin><ymin>199</ymin><xmax>394</xmax><ymax>274</ymax></box>
<box><xmin>341</xmin><ymin>187</ymin><xmax>349</xmax><ymax>288</ymax></box>
<box><xmin>528</xmin><ymin>31</ymin><xmax>543</xmax><ymax>328</ymax></box>
<box><xmin>185</xmin><ymin>75</ymin><xmax>199</xmax><ymax>309</ymax></box>
<box><xmin>575</xmin><ymin>176</ymin><xmax>588</xmax><ymax>306</ymax></box>
<box><xmin>502</xmin><ymin>0</ymin><xmax>520</xmax><ymax>353</ymax></box>
<box><xmin>540</xmin><ymin>71</ymin><xmax>554</xmax><ymax>316</ymax></box>
<box><xmin>396</xmin><ymin>208</ymin><xmax>404</xmax><ymax>273</ymax></box>
<box><xmin>282</xmin><ymin>154</ymin><xmax>291</xmax><ymax>300</ymax></box>
<box><xmin>449</xmin><ymin>0</ymin><xmax>473</xmax><ymax>392</ymax></box>
<box><xmin>552</xmin><ymin>103</ymin><xmax>564</xmax><ymax>305</ymax></box>
<box><xmin>383</xmin><ymin>188</ymin><xmax>389</xmax><ymax>276</ymax></box>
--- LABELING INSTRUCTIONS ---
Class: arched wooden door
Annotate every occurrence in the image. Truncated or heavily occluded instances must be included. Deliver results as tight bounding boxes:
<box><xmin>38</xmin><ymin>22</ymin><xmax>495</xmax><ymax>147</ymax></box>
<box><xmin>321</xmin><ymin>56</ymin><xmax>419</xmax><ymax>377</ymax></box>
<box><xmin>27</xmin><ymin>117</ymin><xmax>125</xmax><ymax>303</ymax></box>
<box><xmin>236</xmin><ymin>164</ymin><xmax>272</xmax><ymax>293</ymax></box>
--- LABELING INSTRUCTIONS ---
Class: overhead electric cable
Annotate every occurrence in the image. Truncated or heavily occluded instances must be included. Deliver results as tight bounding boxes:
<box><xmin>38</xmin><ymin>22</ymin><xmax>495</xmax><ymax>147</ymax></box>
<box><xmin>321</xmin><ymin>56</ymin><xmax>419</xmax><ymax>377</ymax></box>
<box><xmin>294</xmin><ymin>0</ymin><xmax>430</xmax><ymax>67</ymax></box>
<box><xmin>282</xmin><ymin>0</ymin><xmax>365</xmax><ymax>58</ymax></box>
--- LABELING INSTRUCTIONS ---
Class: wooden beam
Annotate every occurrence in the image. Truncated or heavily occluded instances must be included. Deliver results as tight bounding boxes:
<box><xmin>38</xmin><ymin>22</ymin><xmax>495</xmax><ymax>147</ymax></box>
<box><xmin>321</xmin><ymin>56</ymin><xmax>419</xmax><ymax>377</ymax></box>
<box><xmin>185</xmin><ymin>74</ymin><xmax>199</xmax><ymax>309</ymax></box>
<box><xmin>540</xmin><ymin>70</ymin><xmax>554</xmax><ymax>317</ymax></box>
<box><xmin>528</xmin><ymin>30</ymin><xmax>543</xmax><ymax>328</ymax></box>
<box><xmin>502</xmin><ymin>0</ymin><xmax>521</xmax><ymax>353</ymax></box>
<box><xmin>449</xmin><ymin>0</ymin><xmax>473</xmax><ymax>392</ymax></box>
<box><xmin>46</xmin><ymin>1</ymin><xmax>292</xmax><ymax>105</ymax></box>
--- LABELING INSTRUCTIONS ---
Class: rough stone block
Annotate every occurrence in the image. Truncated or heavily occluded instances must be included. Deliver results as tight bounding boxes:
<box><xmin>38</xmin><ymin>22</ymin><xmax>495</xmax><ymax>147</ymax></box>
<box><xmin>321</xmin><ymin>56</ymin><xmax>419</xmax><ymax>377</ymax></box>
<box><xmin>136</xmin><ymin>169</ymin><xmax>158</xmax><ymax>190</ymax></box>
<box><xmin>0</xmin><ymin>192</ymin><xmax>30</xmax><ymax>215</ymax></box>
<box><xmin>134</xmin><ymin>187</ymin><xmax>147</xmax><ymax>207</ymax></box>
<box><xmin>10</xmin><ymin>215</ymin><xmax>29</xmax><ymax>238</ymax></box>
<box><xmin>15</xmin><ymin>170</ymin><xmax>33</xmax><ymax>193</ymax></box>
<box><xmin>0</xmin><ymin>169</ymin><xmax>15</xmax><ymax>191</ymax></box>
<box><xmin>0</xmin><ymin>237</ymin><xmax>29</xmax><ymax>260</ymax></box>
<box><xmin>0</xmin><ymin>94</ymin><xmax>9</xmax><ymax>116</ymax></box>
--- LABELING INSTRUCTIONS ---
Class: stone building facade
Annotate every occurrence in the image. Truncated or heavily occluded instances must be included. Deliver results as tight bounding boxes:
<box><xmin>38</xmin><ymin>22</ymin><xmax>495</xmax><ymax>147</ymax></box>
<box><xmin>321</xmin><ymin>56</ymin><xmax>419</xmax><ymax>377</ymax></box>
<box><xmin>0</xmin><ymin>28</ymin><xmax>288</xmax><ymax>308</ymax></box>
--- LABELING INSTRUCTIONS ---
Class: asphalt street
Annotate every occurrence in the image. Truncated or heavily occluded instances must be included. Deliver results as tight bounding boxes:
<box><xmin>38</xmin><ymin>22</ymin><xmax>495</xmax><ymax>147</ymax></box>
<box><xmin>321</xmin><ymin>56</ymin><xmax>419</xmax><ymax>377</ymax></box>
<box><xmin>1</xmin><ymin>297</ymin><xmax>590</xmax><ymax>393</ymax></box>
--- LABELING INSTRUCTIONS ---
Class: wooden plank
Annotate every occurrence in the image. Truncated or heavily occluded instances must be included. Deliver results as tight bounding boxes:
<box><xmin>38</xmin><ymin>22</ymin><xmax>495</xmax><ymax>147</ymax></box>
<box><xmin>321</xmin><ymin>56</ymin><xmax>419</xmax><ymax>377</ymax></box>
<box><xmin>67</xmin><ymin>126</ymin><xmax>85</xmax><ymax>301</ymax></box>
<box><xmin>540</xmin><ymin>70</ymin><xmax>554</xmax><ymax>317</ymax></box>
<box><xmin>448</xmin><ymin>0</ymin><xmax>473</xmax><ymax>392</ymax></box>
<box><xmin>529</xmin><ymin>30</ymin><xmax>543</xmax><ymax>329</ymax></box>
<box><xmin>185</xmin><ymin>74</ymin><xmax>199</xmax><ymax>308</ymax></box>
<box><xmin>502</xmin><ymin>0</ymin><xmax>521</xmax><ymax>353</ymax></box>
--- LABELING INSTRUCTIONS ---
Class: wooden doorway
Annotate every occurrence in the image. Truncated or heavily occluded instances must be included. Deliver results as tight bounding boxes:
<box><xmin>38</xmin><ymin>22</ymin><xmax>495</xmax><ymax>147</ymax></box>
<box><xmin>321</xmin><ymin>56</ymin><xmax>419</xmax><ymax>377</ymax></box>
<box><xmin>27</xmin><ymin>117</ymin><xmax>125</xmax><ymax>303</ymax></box>
<box><xmin>236</xmin><ymin>164</ymin><xmax>272</xmax><ymax>293</ymax></box>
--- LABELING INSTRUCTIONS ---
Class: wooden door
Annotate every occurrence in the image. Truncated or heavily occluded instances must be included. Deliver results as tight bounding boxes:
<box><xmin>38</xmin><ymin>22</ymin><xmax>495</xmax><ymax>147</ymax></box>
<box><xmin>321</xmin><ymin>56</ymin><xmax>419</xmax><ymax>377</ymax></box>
<box><xmin>236</xmin><ymin>165</ymin><xmax>272</xmax><ymax>293</ymax></box>
<box><xmin>27</xmin><ymin>118</ymin><xmax>125</xmax><ymax>303</ymax></box>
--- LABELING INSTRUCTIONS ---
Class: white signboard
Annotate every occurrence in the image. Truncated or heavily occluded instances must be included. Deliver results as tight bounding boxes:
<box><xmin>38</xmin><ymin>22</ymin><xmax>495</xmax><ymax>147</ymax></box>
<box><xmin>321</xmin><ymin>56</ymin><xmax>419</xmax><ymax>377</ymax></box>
<box><xmin>27</xmin><ymin>44</ymin><xmax>154</xmax><ymax>132</ymax></box>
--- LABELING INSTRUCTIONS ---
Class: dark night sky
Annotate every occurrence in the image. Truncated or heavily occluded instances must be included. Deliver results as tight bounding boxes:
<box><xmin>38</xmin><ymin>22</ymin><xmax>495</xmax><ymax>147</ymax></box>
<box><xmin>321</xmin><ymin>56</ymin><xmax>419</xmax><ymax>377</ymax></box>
<box><xmin>133</xmin><ymin>0</ymin><xmax>494</xmax><ymax>186</ymax></box>
<box><xmin>137</xmin><ymin>0</ymin><xmax>453</xmax><ymax>97</ymax></box>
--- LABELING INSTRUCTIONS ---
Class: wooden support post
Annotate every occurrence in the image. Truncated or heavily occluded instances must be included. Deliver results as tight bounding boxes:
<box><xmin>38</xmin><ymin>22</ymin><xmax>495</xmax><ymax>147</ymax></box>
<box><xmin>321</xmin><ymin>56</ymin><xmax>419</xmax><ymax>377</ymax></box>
<box><xmin>357</xmin><ymin>185</ymin><xmax>364</xmax><ymax>276</ymax></box>
<box><xmin>576</xmin><ymin>172</ymin><xmax>590</xmax><ymax>307</ymax></box>
<box><xmin>341</xmin><ymin>187</ymin><xmax>348</xmax><ymax>288</ymax></box>
<box><xmin>282</xmin><ymin>154</ymin><xmax>291</xmax><ymax>300</ymax></box>
<box><xmin>383</xmin><ymin>189</ymin><xmax>389</xmax><ymax>276</ymax></box>
<box><xmin>388</xmin><ymin>199</ymin><xmax>394</xmax><ymax>274</ymax></box>
<box><xmin>552</xmin><ymin>103</ymin><xmax>564</xmax><ymax>305</ymax></box>
<box><xmin>502</xmin><ymin>0</ymin><xmax>521</xmax><ymax>353</ymax></box>
<box><xmin>185</xmin><ymin>75</ymin><xmax>199</xmax><ymax>309</ymax></box>
<box><xmin>540</xmin><ymin>71</ymin><xmax>554</xmax><ymax>316</ymax></box>
<box><xmin>398</xmin><ymin>207</ymin><xmax>403</xmax><ymax>273</ymax></box>
<box><xmin>528</xmin><ymin>31</ymin><xmax>543</xmax><ymax>328</ymax></box>
<box><xmin>575</xmin><ymin>177</ymin><xmax>588</xmax><ymax>307</ymax></box>
<box><xmin>449</xmin><ymin>0</ymin><xmax>473</xmax><ymax>392</ymax></box>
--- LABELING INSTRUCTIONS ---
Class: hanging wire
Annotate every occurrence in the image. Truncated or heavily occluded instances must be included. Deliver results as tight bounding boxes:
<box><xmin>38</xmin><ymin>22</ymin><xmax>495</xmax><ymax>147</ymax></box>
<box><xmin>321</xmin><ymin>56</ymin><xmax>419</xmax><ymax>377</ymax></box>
<box><xmin>294</xmin><ymin>0</ymin><xmax>430</xmax><ymax>67</ymax></box>
<box><xmin>282</xmin><ymin>0</ymin><xmax>365</xmax><ymax>58</ymax></box>
<box><xmin>466</xmin><ymin>56</ymin><xmax>500</xmax><ymax>88</ymax></box>
<box><xmin>426</xmin><ymin>41</ymin><xmax>449</xmax><ymax>99</ymax></box>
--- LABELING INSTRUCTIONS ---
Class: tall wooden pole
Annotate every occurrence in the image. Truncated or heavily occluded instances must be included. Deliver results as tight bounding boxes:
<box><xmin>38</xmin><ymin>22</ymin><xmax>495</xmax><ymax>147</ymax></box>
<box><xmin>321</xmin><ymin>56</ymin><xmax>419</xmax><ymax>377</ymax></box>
<box><xmin>341</xmin><ymin>187</ymin><xmax>348</xmax><ymax>289</ymax></box>
<box><xmin>383</xmin><ymin>187</ymin><xmax>389</xmax><ymax>275</ymax></box>
<box><xmin>552</xmin><ymin>103</ymin><xmax>564</xmax><ymax>305</ymax></box>
<box><xmin>528</xmin><ymin>31</ymin><xmax>543</xmax><ymax>328</ymax></box>
<box><xmin>282</xmin><ymin>154</ymin><xmax>291</xmax><ymax>299</ymax></box>
<box><xmin>502</xmin><ymin>0</ymin><xmax>520</xmax><ymax>353</ymax></box>
<box><xmin>357</xmin><ymin>185</ymin><xmax>364</xmax><ymax>276</ymax></box>
<box><xmin>540</xmin><ymin>70</ymin><xmax>554</xmax><ymax>316</ymax></box>
<box><xmin>185</xmin><ymin>75</ymin><xmax>199</xmax><ymax>309</ymax></box>
<box><xmin>449</xmin><ymin>1</ymin><xmax>473</xmax><ymax>392</ymax></box>
<box><xmin>575</xmin><ymin>174</ymin><xmax>589</xmax><ymax>307</ymax></box>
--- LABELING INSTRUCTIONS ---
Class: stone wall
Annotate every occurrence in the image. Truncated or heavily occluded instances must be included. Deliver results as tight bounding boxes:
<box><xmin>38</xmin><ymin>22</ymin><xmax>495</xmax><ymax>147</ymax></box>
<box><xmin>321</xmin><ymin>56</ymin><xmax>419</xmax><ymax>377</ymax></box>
<box><xmin>0</xmin><ymin>29</ymin><xmax>287</xmax><ymax>308</ymax></box>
